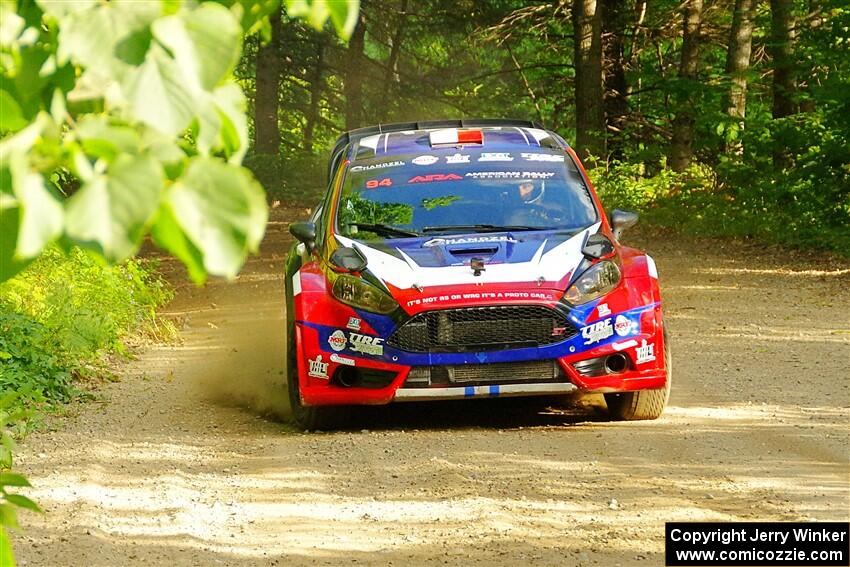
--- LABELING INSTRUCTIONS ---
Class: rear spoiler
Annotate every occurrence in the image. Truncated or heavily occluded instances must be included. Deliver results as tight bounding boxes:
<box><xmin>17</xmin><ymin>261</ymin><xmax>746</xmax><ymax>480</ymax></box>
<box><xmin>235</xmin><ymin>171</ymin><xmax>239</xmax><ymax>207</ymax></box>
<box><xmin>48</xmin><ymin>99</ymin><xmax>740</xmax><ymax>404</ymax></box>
<box><xmin>326</xmin><ymin>118</ymin><xmax>546</xmax><ymax>184</ymax></box>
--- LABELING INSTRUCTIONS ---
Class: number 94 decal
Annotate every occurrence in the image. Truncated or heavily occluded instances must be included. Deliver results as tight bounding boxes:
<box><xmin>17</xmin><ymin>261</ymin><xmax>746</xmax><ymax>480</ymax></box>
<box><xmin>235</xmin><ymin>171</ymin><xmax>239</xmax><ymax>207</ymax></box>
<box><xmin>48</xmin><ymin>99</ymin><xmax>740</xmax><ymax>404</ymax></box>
<box><xmin>365</xmin><ymin>178</ymin><xmax>393</xmax><ymax>189</ymax></box>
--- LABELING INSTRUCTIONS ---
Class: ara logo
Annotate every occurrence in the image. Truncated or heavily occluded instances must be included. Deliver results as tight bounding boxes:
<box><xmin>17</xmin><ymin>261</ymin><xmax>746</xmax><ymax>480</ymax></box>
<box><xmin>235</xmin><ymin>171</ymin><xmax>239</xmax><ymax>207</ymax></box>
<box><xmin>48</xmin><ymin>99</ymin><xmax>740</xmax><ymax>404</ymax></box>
<box><xmin>596</xmin><ymin>303</ymin><xmax>611</xmax><ymax>317</ymax></box>
<box><xmin>412</xmin><ymin>155</ymin><xmax>439</xmax><ymax>165</ymax></box>
<box><xmin>328</xmin><ymin>330</ymin><xmax>347</xmax><ymax>351</ymax></box>
<box><xmin>308</xmin><ymin>355</ymin><xmax>329</xmax><ymax>378</ymax></box>
<box><xmin>635</xmin><ymin>340</ymin><xmax>656</xmax><ymax>364</ymax></box>
<box><xmin>445</xmin><ymin>153</ymin><xmax>470</xmax><ymax>164</ymax></box>
<box><xmin>408</xmin><ymin>173</ymin><xmax>462</xmax><ymax>183</ymax></box>
<box><xmin>349</xmin><ymin>333</ymin><xmax>385</xmax><ymax>356</ymax></box>
<box><xmin>581</xmin><ymin>318</ymin><xmax>613</xmax><ymax>345</ymax></box>
<box><xmin>614</xmin><ymin>314</ymin><xmax>636</xmax><ymax>337</ymax></box>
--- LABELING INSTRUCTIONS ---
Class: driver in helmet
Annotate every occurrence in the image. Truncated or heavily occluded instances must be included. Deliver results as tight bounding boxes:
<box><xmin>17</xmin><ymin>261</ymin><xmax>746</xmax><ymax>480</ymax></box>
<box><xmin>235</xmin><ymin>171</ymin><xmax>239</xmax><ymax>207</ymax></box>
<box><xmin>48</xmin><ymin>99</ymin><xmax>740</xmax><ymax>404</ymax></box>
<box><xmin>517</xmin><ymin>180</ymin><xmax>545</xmax><ymax>204</ymax></box>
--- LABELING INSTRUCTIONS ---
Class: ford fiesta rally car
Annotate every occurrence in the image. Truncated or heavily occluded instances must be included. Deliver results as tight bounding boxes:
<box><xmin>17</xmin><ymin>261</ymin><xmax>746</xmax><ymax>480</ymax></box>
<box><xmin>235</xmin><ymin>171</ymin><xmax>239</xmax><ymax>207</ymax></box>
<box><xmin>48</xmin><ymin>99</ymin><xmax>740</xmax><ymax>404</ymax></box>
<box><xmin>285</xmin><ymin>119</ymin><xmax>669</xmax><ymax>429</ymax></box>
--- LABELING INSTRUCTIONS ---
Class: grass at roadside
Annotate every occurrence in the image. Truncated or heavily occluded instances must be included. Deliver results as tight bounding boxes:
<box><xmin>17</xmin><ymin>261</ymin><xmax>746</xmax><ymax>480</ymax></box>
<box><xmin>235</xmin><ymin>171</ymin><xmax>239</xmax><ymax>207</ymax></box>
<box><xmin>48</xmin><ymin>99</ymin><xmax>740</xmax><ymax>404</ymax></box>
<box><xmin>0</xmin><ymin>247</ymin><xmax>175</xmax><ymax>434</ymax></box>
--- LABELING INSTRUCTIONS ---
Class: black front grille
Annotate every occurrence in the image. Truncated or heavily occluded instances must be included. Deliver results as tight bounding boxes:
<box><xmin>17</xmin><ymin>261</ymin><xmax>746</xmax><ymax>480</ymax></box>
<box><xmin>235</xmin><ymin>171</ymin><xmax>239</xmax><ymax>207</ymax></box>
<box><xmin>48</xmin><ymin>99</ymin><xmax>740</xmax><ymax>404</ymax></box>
<box><xmin>387</xmin><ymin>305</ymin><xmax>576</xmax><ymax>353</ymax></box>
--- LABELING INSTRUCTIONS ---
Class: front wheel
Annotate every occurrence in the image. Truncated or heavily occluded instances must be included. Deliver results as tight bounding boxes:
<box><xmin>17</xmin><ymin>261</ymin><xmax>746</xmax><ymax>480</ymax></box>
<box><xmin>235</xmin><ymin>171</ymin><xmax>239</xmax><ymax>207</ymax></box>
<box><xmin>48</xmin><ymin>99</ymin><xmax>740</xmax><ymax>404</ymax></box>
<box><xmin>286</xmin><ymin>326</ymin><xmax>348</xmax><ymax>431</ymax></box>
<box><xmin>605</xmin><ymin>334</ymin><xmax>671</xmax><ymax>421</ymax></box>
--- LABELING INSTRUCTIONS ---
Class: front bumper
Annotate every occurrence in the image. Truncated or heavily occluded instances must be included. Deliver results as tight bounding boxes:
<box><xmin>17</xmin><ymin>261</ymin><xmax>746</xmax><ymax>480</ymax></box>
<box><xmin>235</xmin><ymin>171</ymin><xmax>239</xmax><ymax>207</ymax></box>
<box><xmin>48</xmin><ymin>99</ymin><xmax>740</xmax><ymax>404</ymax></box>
<box><xmin>294</xmin><ymin>300</ymin><xmax>667</xmax><ymax>407</ymax></box>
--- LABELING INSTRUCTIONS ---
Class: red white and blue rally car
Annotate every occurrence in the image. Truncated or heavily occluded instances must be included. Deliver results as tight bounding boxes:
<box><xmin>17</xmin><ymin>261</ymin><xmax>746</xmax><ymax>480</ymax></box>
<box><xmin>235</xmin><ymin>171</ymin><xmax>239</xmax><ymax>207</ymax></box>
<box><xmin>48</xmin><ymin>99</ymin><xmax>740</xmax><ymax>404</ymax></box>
<box><xmin>285</xmin><ymin>119</ymin><xmax>670</xmax><ymax>429</ymax></box>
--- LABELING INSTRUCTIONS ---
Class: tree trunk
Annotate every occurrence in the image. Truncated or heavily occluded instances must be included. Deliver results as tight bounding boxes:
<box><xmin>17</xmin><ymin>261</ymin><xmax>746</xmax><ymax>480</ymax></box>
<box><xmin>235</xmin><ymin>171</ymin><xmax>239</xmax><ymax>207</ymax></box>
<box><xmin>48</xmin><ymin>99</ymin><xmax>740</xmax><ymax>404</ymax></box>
<box><xmin>770</xmin><ymin>0</ymin><xmax>797</xmax><ymax>119</ymax></box>
<box><xmin>253</xmin><ymin>9</ymin><xmax>282</xmax><ymax>154</ymax></box>
<box><xmin>572</xmin><ymin>0</ymin><xmax>606</xmax><ymax>162</ymax></box>
<box><xmin>669</xmin><ymin>0</ymin><xmax>703</xmax><ymax>172</ymax></box>
<box><xmin>344</xmin><ymin>12</ymin><xmax>367</xmax><ymax>131</ymax></box>
<box><xmin>381</xmin><ymin>0</ymin><xmax>409</xmax><ymax>116</ymax></box>
<box><xmin>602</xmin><ymin>0</ymin><xmax>628</xmax><ymax>161</ymax></box>
<box><xmin>723</xmin><ymin>0</ymin><xmax>756</xmax><ymax>154</ymax></box>
<box><xmin>304</xmin><ymin>35</ymin><xmax>325</xmax><ymax>155</ymax></box>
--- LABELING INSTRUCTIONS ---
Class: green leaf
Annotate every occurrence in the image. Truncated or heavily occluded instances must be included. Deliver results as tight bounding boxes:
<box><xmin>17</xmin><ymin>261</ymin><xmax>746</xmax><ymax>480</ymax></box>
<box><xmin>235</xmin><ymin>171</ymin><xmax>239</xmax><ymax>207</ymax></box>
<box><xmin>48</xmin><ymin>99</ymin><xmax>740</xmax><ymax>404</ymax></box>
<box><xmin>285</xmin><ymin>0</ymin><xmax>328</xmax><ymax>30</ymax></box>
<box><xmin>11</xmin><ymin>161</ymin><xmax>63</xmax><ymax>259</ymax></box>
<box><xmin>0</xmin><ymin>1</ymin><xmax>24</xmax><ymax>48</ymax></box>
<box><xmin>151</xmin><ymin>204</ymin><xmax>207</xmax><ymax>283</ymax></box>
<box><xmin>0</xmin><ymin>90</ymin><xmax>27</xmax><ymax>132</ymax></box>
<box><xmin>0</xmin><ymin>474</ymin><xmax>31</xmax><ymax>488</ymax></box>
<box><xmin>195</xmin><ymin>82</ymin><xmax>248</xmax><ymax>162</ymax></box>
<box><xmin>122</xmin><ymin>43</ymin><xmax>196</xmax><ymax>136</ymax></box>
<box><xmin>224</xmin><ymin>0</ymin><xmax>280</xmax><ymax>34</ymax></box>
<box><xmin>0</xmin><ymin>184</ymin><xmax>26</xmax><ymax>282</ymax></box>
<box><xmin>0</xmin><ymin>525</ymin><xmax>14</xmax><ymax>567</ymax></box>
<box><xmin>56</xmin><ymin>1</ymin><xmax>159</xmax><ymax>78</ymax></box>
<box><xmin>4</xmin><ymin>494</ymin><xmax>42</xmax><ymax>514</ymax></box>
<box><xmin>152</xmin><ymin>3</ymin><xmax>242</xmax><ymax>92</ymax></box>
<box><xmin>285</xmin><ymin>0</ymin><xmax>359</xmax><ymax>39</ymax></box>
<box><xmin>65</xmin><ymin>153</ymin><xmax>164</xmax><ymax>262</ymax></box>
<box><xmin>326</xmin><ymin>0</ymin><xmax>359</xmax><ymax>39</ymax></box>
<box><xmin>75</xmin><ymin>116</ymin><xmax>142</xmax><ymax>162</ymax></box>
<box><xmin>0</xmin><ymin>504</ymin><xmax>18</xmax><ymax>531</ymax></box>
<box><xmin>164</xmin><ymin>157</ymin><xmax>266</xmax><ymax>279</ymax></box>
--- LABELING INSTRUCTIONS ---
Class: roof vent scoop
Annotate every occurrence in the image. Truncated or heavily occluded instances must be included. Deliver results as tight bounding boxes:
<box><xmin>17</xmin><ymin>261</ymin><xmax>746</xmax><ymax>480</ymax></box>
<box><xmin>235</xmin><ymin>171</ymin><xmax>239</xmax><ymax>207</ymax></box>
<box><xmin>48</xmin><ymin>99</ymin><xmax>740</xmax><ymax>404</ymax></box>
<box><xmin>429</xmin><ymin>129</ymin><xmax>483</xmax><ymax>146</ymax></box>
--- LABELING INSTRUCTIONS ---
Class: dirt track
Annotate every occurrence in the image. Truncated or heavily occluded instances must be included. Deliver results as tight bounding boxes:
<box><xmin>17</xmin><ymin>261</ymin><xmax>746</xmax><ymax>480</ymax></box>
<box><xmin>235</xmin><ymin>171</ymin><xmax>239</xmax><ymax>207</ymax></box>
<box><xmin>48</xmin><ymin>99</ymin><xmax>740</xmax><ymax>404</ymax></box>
<box><xmin>12</xmin><ymin>209</ymin><xmax>850</xmax><ymax>566</ymax></box>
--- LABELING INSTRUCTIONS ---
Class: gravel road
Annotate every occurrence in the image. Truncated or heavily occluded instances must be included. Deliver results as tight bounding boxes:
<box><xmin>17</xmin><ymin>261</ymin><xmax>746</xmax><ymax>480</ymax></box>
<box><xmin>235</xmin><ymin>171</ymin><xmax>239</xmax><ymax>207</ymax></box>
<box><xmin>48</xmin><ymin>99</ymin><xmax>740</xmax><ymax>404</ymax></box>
<box><xmin>12</xmin><ymin>209</ymin><xmax>850</xmax><ymax>566</ymax></box>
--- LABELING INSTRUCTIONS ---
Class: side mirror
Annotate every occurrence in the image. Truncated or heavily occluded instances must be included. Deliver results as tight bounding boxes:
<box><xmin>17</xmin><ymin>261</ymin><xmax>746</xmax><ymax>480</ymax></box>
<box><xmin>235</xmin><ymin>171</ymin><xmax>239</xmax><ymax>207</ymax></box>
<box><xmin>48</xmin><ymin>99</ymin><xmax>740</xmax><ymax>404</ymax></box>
<box><xmin>610</xmin><ymin>209</ymin><xmax>639</xmax><ymax>241</ymax></box>
<box><xmin>329</xmin><ymin>246</ymin><xmax>367</xmax><ymax>272</ymax></box>
<box><xmin>582</xmin><ymin>233</ymin><xmax>615</xmax><ymax>259</ymax></box>
<box><xmin>289</xmin><ymin>221</ymin><xmax>317</xmax><ymax>248</ymax></box>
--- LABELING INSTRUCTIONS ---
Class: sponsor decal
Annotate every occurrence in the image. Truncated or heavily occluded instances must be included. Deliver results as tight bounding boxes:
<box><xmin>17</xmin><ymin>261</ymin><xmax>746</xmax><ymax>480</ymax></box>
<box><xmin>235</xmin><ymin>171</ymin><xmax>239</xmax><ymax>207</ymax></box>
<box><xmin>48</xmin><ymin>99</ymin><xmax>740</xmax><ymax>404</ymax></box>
<box><xmin>365</xmin><ymin>178</ymin><xmax>392</xmax><ymax>188</ymax></box>
<box><xmin>328</xmin><ymin>330</ymin><xmax>347</xmax><ymax>351</ymax></box>
<box><xmin>478</xmin><ymin>152</ymin><xmax>514</xmax><ymax>162</ymax></box>
<box><xmin>408</xmin><ymin>173</ymin><xmax>462</xmax><ymax>183</ymax></box>
<box><xmin>611</xmin><ymin>339</ymin><xmax>638</xmax><ymax>352</ymax></box>
<box><xmin>350</xmin><ymin>160</ymin><xmax>404</xmax><ymax>172</ymax></box>
<box><xmin>445</xmin><ymin>153</ymin><xmax>470</xmax><ymax>164</ymax></box>
<box><xmin>597</xmin><ymin>303</ymin><xmax>611</xmax><ymax>317</ymax></box>
<box><xmin>581</xmin><ymin>318</ymin><xmax>614</xmax><ymax>345</ymax></box>
<box><xmin>521</xmin><ymin>152</ymin><xmax>565</xmax><ymax>162</ymax></box>
<box><xmin>423</xmin><ymin>235</ymin><xmax>517</xmax><ymax>247</ymax></box>
<box><xmin>635</xmin><ymin>339</ymin><xmax>656</xmax><ymax>364</ymax></box>
<box><xmin>405</xmin><ymin>290</ymin><xmax>552</xmax><ymax>308</ymax></box>
<box><xmin>308</xmin><ymin>355</ymin><xmax>329</xmax><ymax>378</ymax></box>
<box><xmin>349</xmin><ymin>332</ymin><xmax>385</xmax><ymax>356</ymax></box>
<box><xmin>614</xmin><ymin>314</ymin><xmax>636</xmax><ymax>337</ymax></box>
<box><xmin>346</xmin><ymin>317</ymin><xmax>361</xmax><ymax>331</ymax></box>
<box><xmin>464</xmin><ymin>171</ymin><xmax>555</xmax><ymax>180</ymax></box>
<box><xmin>412</xmin><ymin>155</ymin><xmax>439</xmax><ymax>166</ymax></box>
<box><xmin>330</xmin><ymin>354</ymin><xmax>355</xmax><ymax>366</ymax></box>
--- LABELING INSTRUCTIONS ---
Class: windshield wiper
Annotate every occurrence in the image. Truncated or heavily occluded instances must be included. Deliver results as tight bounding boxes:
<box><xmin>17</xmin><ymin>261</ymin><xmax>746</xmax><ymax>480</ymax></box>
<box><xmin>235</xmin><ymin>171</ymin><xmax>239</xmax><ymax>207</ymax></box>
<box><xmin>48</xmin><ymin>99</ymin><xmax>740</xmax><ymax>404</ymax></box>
<box><xmin>422</xmin><ymin>224</ymin><xmax>550</xmax><ymax>234</ymax></box>
<box><xmin>349</xmin><ymin>222</ymin><xmax>420</xmax><ymax>238</ymax></box>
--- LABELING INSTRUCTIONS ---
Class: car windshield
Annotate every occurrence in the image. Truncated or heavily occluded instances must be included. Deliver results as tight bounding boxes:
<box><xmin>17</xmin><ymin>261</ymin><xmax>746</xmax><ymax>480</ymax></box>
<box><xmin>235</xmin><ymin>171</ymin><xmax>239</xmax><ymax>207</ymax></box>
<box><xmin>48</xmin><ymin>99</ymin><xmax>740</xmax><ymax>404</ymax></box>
<box><xmin>335</xmin><ymin>149</ymin><xmax>598</xmax><ymax>239</ymax></box>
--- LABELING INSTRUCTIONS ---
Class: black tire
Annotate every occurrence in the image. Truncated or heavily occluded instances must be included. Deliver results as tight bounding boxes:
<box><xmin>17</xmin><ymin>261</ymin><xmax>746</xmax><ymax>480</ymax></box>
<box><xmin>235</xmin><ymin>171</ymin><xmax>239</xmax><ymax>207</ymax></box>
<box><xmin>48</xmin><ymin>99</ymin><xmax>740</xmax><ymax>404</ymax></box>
<box><xmin>286</xmin><ymin>327</ymin><xmax>348</xmax><ymax>431</ymax></box>
<box><xmin>605</xmin><ymin>334</ymin><xmax>671</xmax><ymax>421</ymax></box>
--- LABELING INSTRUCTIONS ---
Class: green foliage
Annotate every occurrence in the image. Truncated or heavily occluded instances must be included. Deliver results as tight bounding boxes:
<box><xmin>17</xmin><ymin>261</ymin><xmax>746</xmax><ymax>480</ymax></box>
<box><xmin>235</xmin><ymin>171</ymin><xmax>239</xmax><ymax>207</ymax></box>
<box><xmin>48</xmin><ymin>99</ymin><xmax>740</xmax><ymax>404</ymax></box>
<box><xmin>0</xmin><ymin>392</ymin><xmax>42</xmax><ymax>567</ymax></box>
<box><xmin>0</xmin><ymin>0</ymin><xmax>358</xmax><ymax>284</ymax></box>
<box><xmin>0</xmin><ymin>247</ymin><xmax>174</xmax><ymax>427</ymax></box>
<box><xmin>589</xmin><ymin>160</ymin><xmax>850</xmax><ymax>254</ymax></box>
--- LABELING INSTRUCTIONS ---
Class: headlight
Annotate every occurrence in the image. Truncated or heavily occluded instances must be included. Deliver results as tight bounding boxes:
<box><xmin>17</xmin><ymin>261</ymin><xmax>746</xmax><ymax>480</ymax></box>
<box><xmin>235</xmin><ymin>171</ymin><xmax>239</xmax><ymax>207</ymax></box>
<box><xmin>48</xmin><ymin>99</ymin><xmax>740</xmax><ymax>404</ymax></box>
<box><xmin>331</xmin><ymin>274</ymin><xmax>398</xmax><ymax>314</ymax></box>
<box><xmin>563</xmin><ymin>260</ymin><xmax>621</xmax><ymax>305</ymax></box>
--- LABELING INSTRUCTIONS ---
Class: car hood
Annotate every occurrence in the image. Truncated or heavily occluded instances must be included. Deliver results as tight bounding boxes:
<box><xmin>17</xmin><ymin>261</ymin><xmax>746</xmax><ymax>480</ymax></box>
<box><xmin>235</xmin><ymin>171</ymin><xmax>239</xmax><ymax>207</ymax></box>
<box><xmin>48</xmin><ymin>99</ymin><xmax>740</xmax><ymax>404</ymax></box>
<box><xmin>335</xmin><ymin>222</ymin><xmax>600</xmax><ymax>294</ymax></box>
